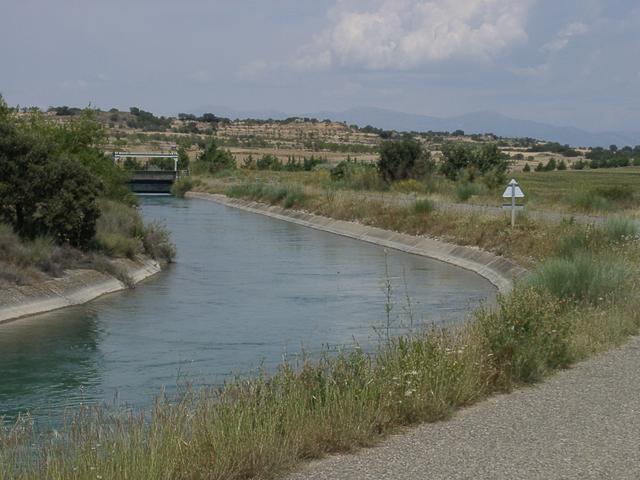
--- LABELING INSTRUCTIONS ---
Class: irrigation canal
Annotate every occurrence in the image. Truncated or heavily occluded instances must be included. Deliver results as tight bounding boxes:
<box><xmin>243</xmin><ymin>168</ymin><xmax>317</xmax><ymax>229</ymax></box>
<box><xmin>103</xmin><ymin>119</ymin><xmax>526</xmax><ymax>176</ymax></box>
<box><xmin>0</xmin><ymin>196</ymin><xmax>496</xmax><ymax>424</ymax></box>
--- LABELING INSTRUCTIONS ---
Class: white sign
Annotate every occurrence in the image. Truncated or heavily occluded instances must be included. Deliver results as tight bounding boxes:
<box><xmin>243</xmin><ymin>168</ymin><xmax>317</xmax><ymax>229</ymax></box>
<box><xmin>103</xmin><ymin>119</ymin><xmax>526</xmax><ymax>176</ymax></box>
<box><xmin>502</xmin><ymin>179</ymin><xmax>525</xmax><ymax>199</ymax></box>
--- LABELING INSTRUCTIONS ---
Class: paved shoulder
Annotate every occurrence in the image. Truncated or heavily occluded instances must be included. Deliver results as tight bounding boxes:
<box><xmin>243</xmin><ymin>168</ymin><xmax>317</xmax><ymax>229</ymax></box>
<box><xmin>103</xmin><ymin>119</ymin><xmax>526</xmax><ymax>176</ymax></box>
<box><xmin>289</xmin><ymin>337</ymin><xmax>640</xmax><ymax>480</ymax></box>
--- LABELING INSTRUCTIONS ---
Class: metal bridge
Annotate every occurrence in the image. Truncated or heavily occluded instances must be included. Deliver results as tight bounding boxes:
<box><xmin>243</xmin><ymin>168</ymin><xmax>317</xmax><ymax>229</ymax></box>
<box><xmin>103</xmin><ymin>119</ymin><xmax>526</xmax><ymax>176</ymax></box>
<box><xmin>113</xmin><ymin>152</ymin><xmax>183</xmax><ymax>194</ymax></box>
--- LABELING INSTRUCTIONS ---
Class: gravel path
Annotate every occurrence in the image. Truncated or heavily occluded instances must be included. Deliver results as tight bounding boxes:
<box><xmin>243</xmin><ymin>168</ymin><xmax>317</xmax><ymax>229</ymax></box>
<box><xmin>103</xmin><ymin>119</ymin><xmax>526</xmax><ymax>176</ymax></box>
<box><xmin>289</xmin><ymin>336</ymin><xmax>640</xmax><ymax>480</ymax></box>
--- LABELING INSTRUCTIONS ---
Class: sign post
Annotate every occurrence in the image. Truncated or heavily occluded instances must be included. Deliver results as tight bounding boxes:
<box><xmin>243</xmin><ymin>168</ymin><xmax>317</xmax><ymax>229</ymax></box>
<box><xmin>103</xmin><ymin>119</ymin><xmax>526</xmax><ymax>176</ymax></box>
<box><xmin>502</xmin><ymin>179</ymin><xmax>525</xmax><ymax>227</ymax></box>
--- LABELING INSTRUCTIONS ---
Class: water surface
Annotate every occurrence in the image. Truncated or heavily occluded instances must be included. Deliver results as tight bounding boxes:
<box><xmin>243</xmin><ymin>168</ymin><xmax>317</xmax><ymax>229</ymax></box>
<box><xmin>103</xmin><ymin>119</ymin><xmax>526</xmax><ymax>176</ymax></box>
<box><xmin>0</xmin><ymin>197</ymin><xmax>495</xmax><ymax>423</ymax></box>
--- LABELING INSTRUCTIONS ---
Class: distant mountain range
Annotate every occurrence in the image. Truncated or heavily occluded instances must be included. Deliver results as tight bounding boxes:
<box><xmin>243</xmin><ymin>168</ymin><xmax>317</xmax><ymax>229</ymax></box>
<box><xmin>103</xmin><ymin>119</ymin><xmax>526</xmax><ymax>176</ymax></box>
<box><xmin>191</xmin><ymin>105</ymin><xmax>640</xmax><ymax>148</ymax></box>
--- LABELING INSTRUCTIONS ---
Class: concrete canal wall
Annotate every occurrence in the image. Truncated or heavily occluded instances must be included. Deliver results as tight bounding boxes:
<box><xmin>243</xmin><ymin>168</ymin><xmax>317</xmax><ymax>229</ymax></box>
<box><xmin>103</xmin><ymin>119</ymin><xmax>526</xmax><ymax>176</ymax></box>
<box><xmin>187</xmin><ymin>192</ymin><xmax>527</xmax><ymax>293</ymax></box>
<box><xmin>0</xmin><ymin>258</ymin><xmax>161</xmax><ymax>324</ymax></box>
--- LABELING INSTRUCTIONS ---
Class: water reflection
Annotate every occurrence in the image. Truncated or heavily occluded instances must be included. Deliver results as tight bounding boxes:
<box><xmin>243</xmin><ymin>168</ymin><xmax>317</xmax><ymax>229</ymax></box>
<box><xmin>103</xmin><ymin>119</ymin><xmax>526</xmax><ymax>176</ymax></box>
<box><xmin>0</xmin><ymin>309</ymin><xmax>102</xmax><ymax>421</ymax></box>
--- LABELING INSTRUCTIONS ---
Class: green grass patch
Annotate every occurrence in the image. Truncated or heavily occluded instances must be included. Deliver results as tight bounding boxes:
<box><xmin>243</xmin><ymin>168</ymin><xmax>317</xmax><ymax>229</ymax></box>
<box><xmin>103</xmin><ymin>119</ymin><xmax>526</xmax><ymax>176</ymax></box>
<box><xmin>226</xmin><ymin>183</ymin><xmax>308</xmax><ymax>209</ymax></box>
<box><xmin>528</xmin><ymin>254</ymin><xmax>631</xmax><ymax>303</ymax></box>
<box><xmin>518</xmin><ymin>168</ymin><xmax>640</xmax><ymax>212</ymax></box>
<box><xmin>413</xmin><ymin>198</ymin><xmax>434</xmax><ymax>214</ymax></box>
<box><xmin>455</xmin><ymin>182</ymin><xmax>483</xmax><ymax>202</ymax></box>
<box><xmin>603</xmin><ymin>217</ymin><xmax>639</xmax><ymax>243</ymax></box>
<box><xmin>571</xmin><ymin>190</ymin><xmax>611</xmax><ymax>212</ymax></box>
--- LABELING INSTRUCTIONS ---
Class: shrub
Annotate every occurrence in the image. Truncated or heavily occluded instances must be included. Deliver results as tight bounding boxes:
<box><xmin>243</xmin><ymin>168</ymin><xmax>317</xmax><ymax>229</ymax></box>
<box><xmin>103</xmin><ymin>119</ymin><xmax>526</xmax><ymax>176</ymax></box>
<box><xmin>572</xmin><ymin>191</ymin><xmax>611</xmax><ymax>212</ymax></box>
<box><xmin>440</xmin><ymin>143</ymin><xmax>508</xmax><ymax>182</ymax></box>
<box><xmin>96</xmin><ymin>232</ymin><xmax>141</xmax><ymax>259</ymax></box>
<box><xmin>171</xmin><ymin>177</ymin><xmax>199</xmax><ymax>197</ymax></box>
<box><xmin>0</xmin><ymin>222</ymin><xmax>75</xmax><ymax>283</ymax></box>
<box><xmin>456</xmin><ymin>182</ymin><xmax>481</xmax><ymax>202</ymax></box>
<box><xmin>226</xmin><ymin>183</ymin><xmax>308</xmax><ymax>209</ymax></box>
<box><xmin>391</xmin><ymin>179</ymin><xmax>425</xmax><ymax>194</ymax></box>
<box><xmin>193</xmin><ymin>140</ymin><xmax>236</xmax><ymax>173</ymax></box>
<box><xmin>283</xmin><ymin>187</ymin><xmax>306</xmax><ymax>209</ymax></box>
<box><xmin>523</xmin><ymin>163</ymin><xmax>531</xmax><ymax>172</ymax></box>
<box><xmin>477</xmin><ymin>287</ymin><xmax>570</xmax><ymax>386</ymax></box>
<box><xmin>0</xmin><ymin>142</ymin><xmax>103</xmax><ymax>247</ymax></box>
<box><xmin>142</xmin><ymin>221</ymin><xmax>176</xmax><ymax>263</ymax></box>
<box><xmin>571</xmin><ymin>160</ymin><xmax>586</xmax><ymax>170</ymax></box>
<box><xmin>256</xmin><ymin>154</ymin><xmax>282</xmax><ymax>171</ymax></box>
<box><xmin>593</xmin><ymin>185</ymin><xmax>634</xmax><ymax>203</ymax></box>
<box><xmin>603</xmin><ymin>218</ymin><xmax>639</xmax><ymax>243</ymax></box>
<box><xmin>527</xmin><ymin>254</ymin><xmax>631</xmax><ymax>303</ymax></box>
<box><xmin>330</xmin><ymin>160</ymin><xmax>384</xmax><ymax>190</ymax></box>
<box><xmin>555</xmin><ymin>229</ymin><xmax>590</xmax><ymax>258</ymax></box>
<box><xmin>262</xmin><ymin>185</ymin><xmax>289</xmax><ymax>203</ymax></box>
<box><xmin>378</xmin><ymin>139</ymin><xmax>434</xmax><ymax>182</ymax></box>
<box><xmin>480</xmin><ymin>166</ymin><xmax>506</xmax><ymax>190</ymax></box>
<box><xmin>543</xmin><ymin>158</ymin><xmax>557</xmax><ymax>171</ymax></box>
<box><xmin>413</xmin><ymin>198</ymin><xmax>434</xmax><ymax>214</ymax></box>
<box><xmin>557</xmin><ymin>160</ymin><xmax>567</xmax><ymax>170</ymax></box>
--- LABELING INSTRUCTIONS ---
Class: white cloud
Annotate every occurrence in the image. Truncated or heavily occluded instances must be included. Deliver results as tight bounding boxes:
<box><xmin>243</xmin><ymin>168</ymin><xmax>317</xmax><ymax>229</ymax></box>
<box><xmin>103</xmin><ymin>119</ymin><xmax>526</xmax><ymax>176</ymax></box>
<box><xmin>293</xmin><ymin>0</ymin><xmax>536</xmax><ymax>70</ymax></box>
<box><xmin>543</xmin><ymin>21</ymin><xmax>589</xmax><ymax>52</ymax></box>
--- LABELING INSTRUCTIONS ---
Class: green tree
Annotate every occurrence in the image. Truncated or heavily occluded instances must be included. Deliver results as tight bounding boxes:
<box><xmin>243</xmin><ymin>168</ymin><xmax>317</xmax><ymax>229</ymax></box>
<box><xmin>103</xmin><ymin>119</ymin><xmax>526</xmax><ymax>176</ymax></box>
<box><xmin>24</xmin><ymin>109</ymin><xmax>132</xmax><ymax>203</ymax></box>
<box><xmin>195</xmin><ymin>139</ymin><xmax>236</xmax><ymax>173</ymax></box>
<box><xmin>177</xmin><ymin>144</ymin><xmax>190</xmax><ymax>170</ymax></box>
<box><xmin>440</xmin><ymin>142</ymin><xmax>508</xmax><ymax>182</ymax></box>
<box><xmin>544</xmin><ymin>158</ymin><xmax>557</xmax><ymax>171</ymax></box>
<box><xmin>378</xmin><ymin>139</ymin><xmax>433</xmax><ymax>182</ymax></box>
<box><xmin>0</xmin><ymin>101</ymin><xmax>102</xmax><ymax>247</ymax></box>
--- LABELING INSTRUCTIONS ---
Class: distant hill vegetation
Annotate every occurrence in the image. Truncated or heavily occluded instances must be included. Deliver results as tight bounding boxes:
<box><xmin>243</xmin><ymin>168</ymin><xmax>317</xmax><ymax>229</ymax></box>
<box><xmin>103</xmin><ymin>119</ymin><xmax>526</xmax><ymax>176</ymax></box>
<box><xmin>192</xmin><ymin>106</ymin><xmax>640</xmax><ymax>149</ymax></box>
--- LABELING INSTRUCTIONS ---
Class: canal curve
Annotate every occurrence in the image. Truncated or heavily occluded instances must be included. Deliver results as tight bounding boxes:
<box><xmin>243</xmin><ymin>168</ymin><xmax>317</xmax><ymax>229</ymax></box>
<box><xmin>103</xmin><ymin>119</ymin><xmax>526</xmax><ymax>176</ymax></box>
<box><xmin>0</xmin><ymin>197</ymin><xmax>496</xmax><ymax>424</ymax></box>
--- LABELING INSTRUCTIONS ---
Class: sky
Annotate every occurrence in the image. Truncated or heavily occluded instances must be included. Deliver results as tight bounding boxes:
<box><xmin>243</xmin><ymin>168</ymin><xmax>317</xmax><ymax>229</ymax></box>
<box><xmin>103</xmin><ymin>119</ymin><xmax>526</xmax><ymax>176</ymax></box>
<box><xmin>2</xmin><ymin>0</ymin><xmax>639</xmax><ymax>132</ymax></box>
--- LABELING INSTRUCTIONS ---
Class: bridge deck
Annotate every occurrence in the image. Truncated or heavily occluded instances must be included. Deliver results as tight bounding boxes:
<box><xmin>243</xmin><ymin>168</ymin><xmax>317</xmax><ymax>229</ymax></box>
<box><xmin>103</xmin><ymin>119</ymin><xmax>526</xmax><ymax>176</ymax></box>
<box><xmin>128</xmin><ymin>170</ymin><xmax>178</xmax><ymax>194</ymax></box>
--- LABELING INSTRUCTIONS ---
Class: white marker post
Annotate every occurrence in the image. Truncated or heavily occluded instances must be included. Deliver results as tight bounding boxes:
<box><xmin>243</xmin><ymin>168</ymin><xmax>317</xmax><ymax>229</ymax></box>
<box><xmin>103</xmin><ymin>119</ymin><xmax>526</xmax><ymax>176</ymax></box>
<box><xmin>502</xmin><ymin>179</ymin><xmax>525</xmax><ymax>227</ymax></box>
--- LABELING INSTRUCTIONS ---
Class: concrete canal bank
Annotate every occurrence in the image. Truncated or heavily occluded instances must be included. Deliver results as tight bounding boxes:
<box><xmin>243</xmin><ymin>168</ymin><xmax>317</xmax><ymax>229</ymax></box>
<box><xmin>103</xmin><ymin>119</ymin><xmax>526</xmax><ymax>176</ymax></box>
<box><xmin>0</xmin><ymin>258</ymin><xmax>161</xmax><ymax>324</ymax></box>
<box><xmin>186</xmin><ymin>192</ymin><xmax>527</xmax><ymax>293</ymax></box>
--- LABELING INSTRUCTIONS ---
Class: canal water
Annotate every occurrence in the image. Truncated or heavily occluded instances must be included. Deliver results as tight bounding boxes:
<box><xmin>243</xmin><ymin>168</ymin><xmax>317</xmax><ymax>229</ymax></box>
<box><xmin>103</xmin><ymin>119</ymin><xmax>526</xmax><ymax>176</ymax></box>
<box><xmin>0</xmin><ymin>197</ymin><xmax>496</xmax><ymax>424</ymax></box>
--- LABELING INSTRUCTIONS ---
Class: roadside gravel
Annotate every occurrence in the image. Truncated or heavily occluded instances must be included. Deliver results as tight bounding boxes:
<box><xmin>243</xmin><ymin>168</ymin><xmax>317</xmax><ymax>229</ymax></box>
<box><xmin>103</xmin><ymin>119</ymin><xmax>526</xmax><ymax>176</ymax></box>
<box><xmin>289</xmin><ymin>336</ymin><xmax>640</xmax><ymax>480</ymax></box>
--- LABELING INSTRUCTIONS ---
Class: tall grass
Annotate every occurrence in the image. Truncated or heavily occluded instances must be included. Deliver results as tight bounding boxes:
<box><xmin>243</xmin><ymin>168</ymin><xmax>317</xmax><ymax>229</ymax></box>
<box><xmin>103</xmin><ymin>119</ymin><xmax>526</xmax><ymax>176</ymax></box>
<box><xmin>527</xmin><ymin>254</ymin><xmax>631</xmax><ymax>303</ymax></box>
<box><xmin>171</xmin><ymin>176</ymin><xmax>200</xmax><ymax>198</ymax></box>
<box><xmin>0</xmin><ymin>223</ymin><xmax>76</xmax><ymax>286</ymax></box>
<box><xmin>95</xmin><ymin>200</ymin><xmax>175</xmax><ymax>263</ymax></box>
<box><xmin>455</xmin><ymin>182</ymin><xmax>479</xmax><ymax>201</ymax></box>
<box><xmin>572</xmin><ymin>191</ymin><xmax>611</xmax><ymax>212</ymax></box>
<box><xmin>226</xmin><ymin>183</ymin><xmax>308</xmax><ymax>209</ymax></box>
<box><xmin>603</xmin><ymin>217</ymin><xmax>639</xmax><ymax>243</ymax></box>
<box><xmin>1</xmin><ymin>200</ymin><xmax>175</xmax><ymax>288</ymax></box>
<box><xmin>571</xmin><ymin>186</ymin><xmax>635</xmax><ymax>213</ymax></box>
<box><xmin>94</xmin><ymin>199</ymin><xmax>145</xmax><ymax>259</ymax></box>
<box><xmin>413</xmin><ymin>198</ymin><xmax>434</xmax><ymax>214</ymax></box>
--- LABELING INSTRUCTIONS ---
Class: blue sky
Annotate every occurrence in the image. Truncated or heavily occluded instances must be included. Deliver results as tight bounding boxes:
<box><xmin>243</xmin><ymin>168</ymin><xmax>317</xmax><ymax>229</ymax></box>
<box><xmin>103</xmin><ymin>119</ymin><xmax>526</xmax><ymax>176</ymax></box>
<box><xmin>2</xmin><ymin>0</ymin><xmax>638</xmax><ymax>131</ymax></box>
